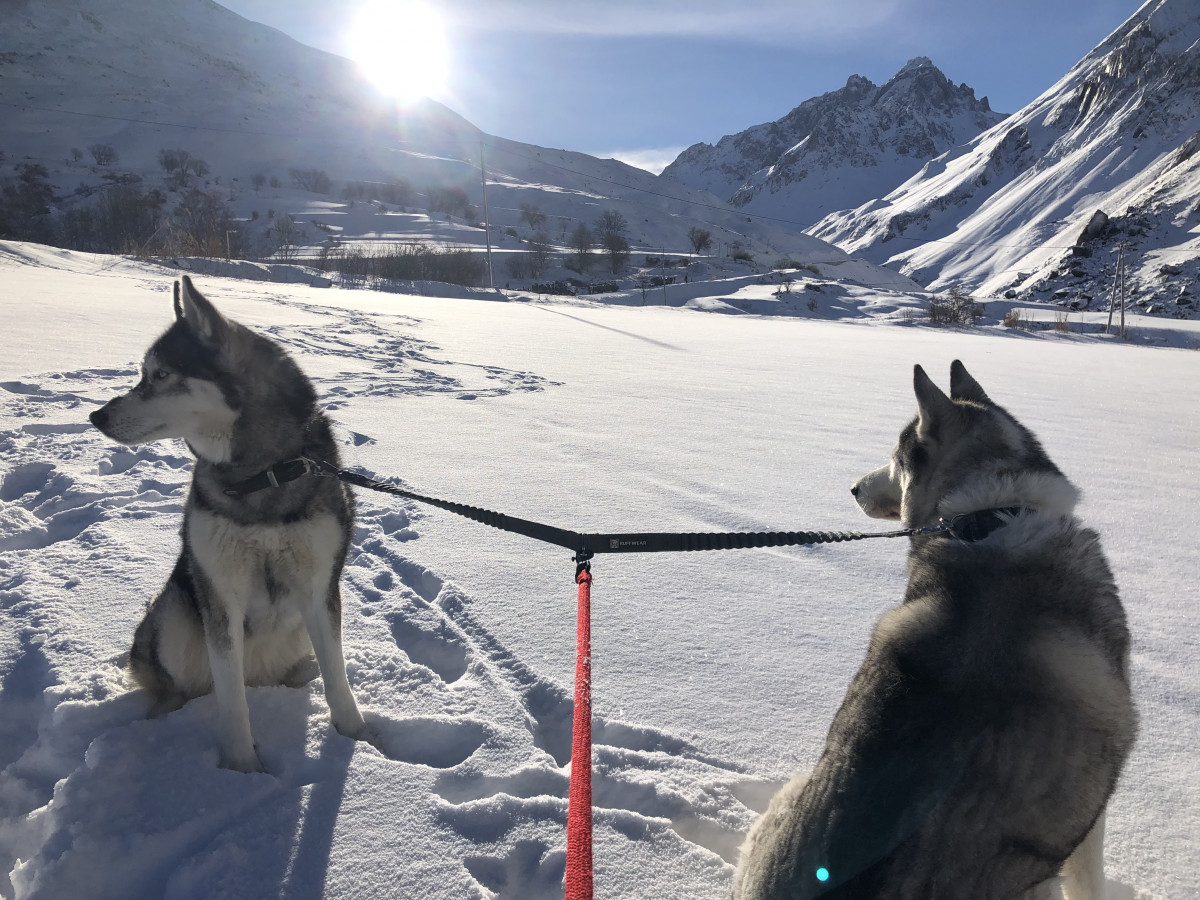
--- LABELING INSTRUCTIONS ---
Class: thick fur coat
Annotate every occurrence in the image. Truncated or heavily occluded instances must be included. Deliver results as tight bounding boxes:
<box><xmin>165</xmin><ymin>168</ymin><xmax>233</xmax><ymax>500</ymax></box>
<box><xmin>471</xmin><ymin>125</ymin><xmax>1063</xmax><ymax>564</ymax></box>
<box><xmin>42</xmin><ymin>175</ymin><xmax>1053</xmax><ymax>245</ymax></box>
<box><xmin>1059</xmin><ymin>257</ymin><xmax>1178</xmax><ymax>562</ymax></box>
<box><xmin>733</xmin><ymin>362</ymin><xmax>1135</xmax><ymax>900</ymax></box>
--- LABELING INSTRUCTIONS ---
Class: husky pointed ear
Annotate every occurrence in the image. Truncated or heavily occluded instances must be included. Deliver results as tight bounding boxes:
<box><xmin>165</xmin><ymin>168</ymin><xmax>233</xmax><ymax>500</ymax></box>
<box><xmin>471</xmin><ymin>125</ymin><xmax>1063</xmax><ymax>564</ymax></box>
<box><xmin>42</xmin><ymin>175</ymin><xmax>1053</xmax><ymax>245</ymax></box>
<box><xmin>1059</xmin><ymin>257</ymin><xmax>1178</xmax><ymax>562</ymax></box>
<box><xmin>914</xmin><ymin>364</ymin><xmax>954</xmax><ymax>438</ymax></box>
<box><xmin>949</xmin><ymin>360</ymin><xmax>991</xmax><ymax>405</ymax></box>
<box><xmin>174</xmin><ymin>276</ymin><xmax>230</xmax><ymax>344</ymax></box>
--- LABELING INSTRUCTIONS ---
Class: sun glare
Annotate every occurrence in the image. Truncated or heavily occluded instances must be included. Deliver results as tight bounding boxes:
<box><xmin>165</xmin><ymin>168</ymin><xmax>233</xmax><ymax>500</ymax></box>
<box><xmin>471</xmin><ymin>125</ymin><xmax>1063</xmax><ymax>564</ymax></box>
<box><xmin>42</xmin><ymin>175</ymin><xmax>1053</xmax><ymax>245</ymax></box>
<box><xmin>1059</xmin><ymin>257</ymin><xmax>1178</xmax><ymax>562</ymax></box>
<box><xmin>346</xmin><ymin>1</ymin><xmax>449</xmax><ymax>104</ymax></box>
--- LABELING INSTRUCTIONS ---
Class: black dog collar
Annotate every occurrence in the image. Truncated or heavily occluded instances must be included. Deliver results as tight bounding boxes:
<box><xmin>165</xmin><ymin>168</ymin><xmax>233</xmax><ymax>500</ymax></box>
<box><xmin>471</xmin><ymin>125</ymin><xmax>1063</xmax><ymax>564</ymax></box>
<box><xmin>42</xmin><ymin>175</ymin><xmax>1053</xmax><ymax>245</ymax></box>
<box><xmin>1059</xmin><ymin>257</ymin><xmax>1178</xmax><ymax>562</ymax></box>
<box><xmin>944</xmin><ymin>507</ymin><xmax>1032</xmax><ymax>542</ymax></box>
<box><xmin>221</xmin><ymin>458</ymin><xmax>318</xmax><ymax>497</ymax></box>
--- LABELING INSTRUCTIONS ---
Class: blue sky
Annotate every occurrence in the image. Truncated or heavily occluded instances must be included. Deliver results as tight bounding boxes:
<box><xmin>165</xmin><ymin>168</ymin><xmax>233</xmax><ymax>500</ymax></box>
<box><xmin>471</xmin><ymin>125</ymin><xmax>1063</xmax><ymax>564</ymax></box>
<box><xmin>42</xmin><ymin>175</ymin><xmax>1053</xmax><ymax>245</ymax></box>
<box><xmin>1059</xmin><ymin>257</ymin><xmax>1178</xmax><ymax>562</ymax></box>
<box><xmin>220</xmin><ymin>0</ymin><xmax>1139</xmax><ymax>172</ymax></box>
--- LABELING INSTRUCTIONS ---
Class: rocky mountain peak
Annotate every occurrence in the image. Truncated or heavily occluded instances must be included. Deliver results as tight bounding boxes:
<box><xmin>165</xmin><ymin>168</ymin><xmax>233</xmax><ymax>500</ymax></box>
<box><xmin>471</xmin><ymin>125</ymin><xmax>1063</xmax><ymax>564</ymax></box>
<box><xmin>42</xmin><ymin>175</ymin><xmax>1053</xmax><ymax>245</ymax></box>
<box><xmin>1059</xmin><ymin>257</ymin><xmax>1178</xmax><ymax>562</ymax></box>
<box><xmin>806</xmin><ymin>0</ymin><xmax>1200</xmax><ymax>316</ymax></box>
<box><xmin>899</xmin><ymin>56</ymin><xmax>935</xmax><ymax>74</ymax></box>
<box><xmin>661</xmin><ymin>59</ymin><xmax>1005</xmax><ymax>226</ymax></box>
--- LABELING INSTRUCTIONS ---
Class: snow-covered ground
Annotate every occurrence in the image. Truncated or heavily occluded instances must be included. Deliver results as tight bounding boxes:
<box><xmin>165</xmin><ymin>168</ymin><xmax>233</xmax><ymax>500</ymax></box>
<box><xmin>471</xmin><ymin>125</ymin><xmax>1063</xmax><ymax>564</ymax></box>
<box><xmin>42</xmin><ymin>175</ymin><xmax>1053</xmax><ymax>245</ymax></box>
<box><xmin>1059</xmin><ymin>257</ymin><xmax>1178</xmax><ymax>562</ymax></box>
<box><xmin>0</xmin><ymin>243</ymin><xmax>1196</xmax><ymax>899</ymax></box>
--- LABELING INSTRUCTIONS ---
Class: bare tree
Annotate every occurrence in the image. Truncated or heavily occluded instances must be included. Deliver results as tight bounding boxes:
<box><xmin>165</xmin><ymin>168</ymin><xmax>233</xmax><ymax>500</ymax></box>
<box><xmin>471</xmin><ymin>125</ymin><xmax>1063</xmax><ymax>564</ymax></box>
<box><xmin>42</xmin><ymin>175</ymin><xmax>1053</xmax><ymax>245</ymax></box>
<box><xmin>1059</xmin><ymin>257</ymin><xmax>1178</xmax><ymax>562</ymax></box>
<box><xmin>595</xmin><ymin>209</ymin><xmax>628</xmax><ymax>240</ymax></box>
<box><xmin>688</xmin><ymin>226</ymin><xmax>712</xmax><ymax>255</ymax></box>
<box><xmin>271</xmin><ymin>213</ymin><xmax>297</xmax><ymax>259</ymax></box>
<box><xmin>527</xmin><ymin>232</ymin><xmax>553</xmax><ymax>279</ymax></box>
<box><xmin>567</xmin><ymin>223</ymin><xmax>594</xmax><ymax>273</ymax></box>
<box><xmin>519</xmin><ymin>203</ymin><xmax>547</xmax><ymax>232</ymax></box>
<box><xmin>88</xmin><ymin>143</ymin><xmax>119</xmax><ymax>166</ymax></box>
<box><xmin>157</xmin><ymin>148</ymin><xmax>191</xmax><ymax>174</ymax></box>
<box><xmin>594</xmin><ymin>209</ymin><xmax>630</xmax><ymax>274</ymax></box>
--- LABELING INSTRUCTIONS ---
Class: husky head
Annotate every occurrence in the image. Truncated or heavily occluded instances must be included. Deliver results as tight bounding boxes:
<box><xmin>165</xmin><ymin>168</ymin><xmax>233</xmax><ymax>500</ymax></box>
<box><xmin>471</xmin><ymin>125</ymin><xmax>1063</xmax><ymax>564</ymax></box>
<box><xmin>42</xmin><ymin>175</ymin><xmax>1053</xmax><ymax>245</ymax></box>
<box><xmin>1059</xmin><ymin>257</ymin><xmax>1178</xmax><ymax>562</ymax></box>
<box><xmin>851</xmin><ymin>360</ymin><xmax>1079</xmax><ymax>528</ymax></box>
<box><xmin>89</xmin><ymin>277</ymin><xmax>248</xmax><ymax>462</ymax></box>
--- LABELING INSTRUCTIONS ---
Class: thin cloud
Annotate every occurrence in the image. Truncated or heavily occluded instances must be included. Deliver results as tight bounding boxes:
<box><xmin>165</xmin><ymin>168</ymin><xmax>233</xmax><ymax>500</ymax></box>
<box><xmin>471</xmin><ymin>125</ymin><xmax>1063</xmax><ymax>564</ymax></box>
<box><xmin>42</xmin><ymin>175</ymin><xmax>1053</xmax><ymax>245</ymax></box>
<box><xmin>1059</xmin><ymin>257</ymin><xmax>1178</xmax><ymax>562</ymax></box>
<box><xmin>595</xmin><ymin>147</ymin><xmax>690</xmax><ymax>175</ymax></box>
<box><xmin>440</xmin><ymin>0</ymin><xmax>902</xmax><ymax>44</ymax></box>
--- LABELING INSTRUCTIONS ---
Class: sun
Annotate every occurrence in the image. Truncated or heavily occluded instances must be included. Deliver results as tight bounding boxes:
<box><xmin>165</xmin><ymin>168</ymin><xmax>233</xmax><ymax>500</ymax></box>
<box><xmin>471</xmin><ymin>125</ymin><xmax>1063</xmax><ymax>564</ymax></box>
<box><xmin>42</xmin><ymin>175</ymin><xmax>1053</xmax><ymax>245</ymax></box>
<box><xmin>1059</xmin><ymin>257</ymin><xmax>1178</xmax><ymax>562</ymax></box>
<box><xmin>346</xmin><ymin>1</ymin><xmax>449</xmax><ymax>104</ymax></box>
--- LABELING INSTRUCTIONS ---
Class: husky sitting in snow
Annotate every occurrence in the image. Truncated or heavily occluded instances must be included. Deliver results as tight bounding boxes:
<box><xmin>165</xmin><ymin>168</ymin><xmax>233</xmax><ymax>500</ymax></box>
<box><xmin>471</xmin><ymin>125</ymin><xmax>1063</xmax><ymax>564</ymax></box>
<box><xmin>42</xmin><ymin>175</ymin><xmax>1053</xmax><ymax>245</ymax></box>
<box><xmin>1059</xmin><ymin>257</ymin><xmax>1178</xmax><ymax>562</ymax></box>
<box><xmin>733</xmin><ymin>361</ymin><xmax>1135</xmax><ymax>900</ymax></box>
<box><xmin>90</xmin><ymin>276</ymin><xmax>369</xmax><ymax>773</ymax></box>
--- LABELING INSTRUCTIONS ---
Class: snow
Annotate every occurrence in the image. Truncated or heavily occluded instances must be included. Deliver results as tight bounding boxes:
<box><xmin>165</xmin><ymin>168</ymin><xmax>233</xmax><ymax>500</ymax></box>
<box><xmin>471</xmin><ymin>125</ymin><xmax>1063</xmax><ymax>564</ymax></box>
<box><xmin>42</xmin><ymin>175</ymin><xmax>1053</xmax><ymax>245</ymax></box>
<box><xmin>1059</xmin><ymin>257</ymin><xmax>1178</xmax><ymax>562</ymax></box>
<box><xmin>1</xmin><ymin>243</ymin><xmax>1197</xmax><ymax>899</ymax></box>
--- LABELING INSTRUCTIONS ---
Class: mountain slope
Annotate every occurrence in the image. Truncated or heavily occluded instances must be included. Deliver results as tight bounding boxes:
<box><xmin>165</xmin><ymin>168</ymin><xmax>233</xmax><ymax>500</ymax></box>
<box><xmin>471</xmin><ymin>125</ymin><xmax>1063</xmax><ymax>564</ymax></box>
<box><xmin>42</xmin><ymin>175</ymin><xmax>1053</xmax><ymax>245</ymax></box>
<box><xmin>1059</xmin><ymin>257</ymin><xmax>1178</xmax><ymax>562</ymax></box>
<box><xmin>809</xmin><ymin>0</ymin><xmax>1200</xmax><ymax>312</ymax></box>
<box><xmin>661</xmin><ymin>59</ymin><xmax>1004</xmax><ymax>227</ymax></box>
<box><xmin>0</xmin><ymin>0</ymin><xmax>909</xmax><ymax>285</ymax></box>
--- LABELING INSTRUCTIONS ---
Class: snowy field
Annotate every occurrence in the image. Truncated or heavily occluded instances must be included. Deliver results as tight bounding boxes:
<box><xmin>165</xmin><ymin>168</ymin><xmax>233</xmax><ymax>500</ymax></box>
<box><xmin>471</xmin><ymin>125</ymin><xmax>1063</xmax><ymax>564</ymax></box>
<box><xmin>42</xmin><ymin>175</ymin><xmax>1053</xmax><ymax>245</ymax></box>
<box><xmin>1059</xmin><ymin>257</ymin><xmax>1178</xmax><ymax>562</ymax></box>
<box><xmin>0</xmin><ymin>243</ymin><xmax>1196</xmax><ymax>899</ymax></box>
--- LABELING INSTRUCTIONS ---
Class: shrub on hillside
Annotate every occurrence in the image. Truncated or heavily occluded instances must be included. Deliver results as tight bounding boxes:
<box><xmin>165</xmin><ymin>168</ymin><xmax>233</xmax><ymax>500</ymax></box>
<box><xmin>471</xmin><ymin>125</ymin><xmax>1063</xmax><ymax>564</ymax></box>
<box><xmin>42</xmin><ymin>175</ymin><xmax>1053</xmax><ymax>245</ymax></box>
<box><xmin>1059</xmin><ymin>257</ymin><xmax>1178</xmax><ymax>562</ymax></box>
<box><xmin>290</xmin><ymin>168</ymin><xmax>332</xmax><ymax>193</ymax></box>
<box><xmin>929</xmin><ymin>288</ymin><xmax>984</xmax><ymax>326</ymax></box>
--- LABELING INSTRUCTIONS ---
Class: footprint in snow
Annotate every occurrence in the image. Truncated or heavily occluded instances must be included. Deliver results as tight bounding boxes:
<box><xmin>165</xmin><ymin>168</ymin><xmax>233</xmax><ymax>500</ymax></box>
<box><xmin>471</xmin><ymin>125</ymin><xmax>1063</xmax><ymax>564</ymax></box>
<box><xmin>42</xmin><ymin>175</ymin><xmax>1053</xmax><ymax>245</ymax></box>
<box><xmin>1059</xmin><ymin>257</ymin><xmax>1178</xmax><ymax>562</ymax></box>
<box><xmin>464</xmin><ymin>840</ymin><xmax>565</xmax><ymax>900</ymax></box>
<box><xmin>387</xmin><ymin>611</ymin><xmax>471</xmax><ymax>684</ymax></box>
<box><xmin>0</xmin><ymin>461</ymin><xmax>56</xmax><ymax>501</ymax></box>
<box><xmin>367</xmin><ymin>714</ymin><xmax>490</xmax><ymax>769</ymax></box>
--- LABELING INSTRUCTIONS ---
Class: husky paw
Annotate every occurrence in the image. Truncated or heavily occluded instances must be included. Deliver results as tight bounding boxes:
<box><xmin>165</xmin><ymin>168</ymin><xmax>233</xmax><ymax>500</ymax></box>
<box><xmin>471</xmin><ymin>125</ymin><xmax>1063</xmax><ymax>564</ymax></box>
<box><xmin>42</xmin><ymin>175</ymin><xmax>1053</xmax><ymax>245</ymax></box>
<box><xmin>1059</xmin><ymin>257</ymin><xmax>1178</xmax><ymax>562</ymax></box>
<box><xmin>345</xmin><ymin>720</ymin><xmax>386</xmax><ymax>752</ymax></box>
<box><xmin>333</xmin><ymin>714</ymin><xmax>378</xmax><ymax>746</ymax></box>
<box><xmin>219</xmin><ymin>746</ymin><xmax>266</xmax><ymax>774</ymax></box>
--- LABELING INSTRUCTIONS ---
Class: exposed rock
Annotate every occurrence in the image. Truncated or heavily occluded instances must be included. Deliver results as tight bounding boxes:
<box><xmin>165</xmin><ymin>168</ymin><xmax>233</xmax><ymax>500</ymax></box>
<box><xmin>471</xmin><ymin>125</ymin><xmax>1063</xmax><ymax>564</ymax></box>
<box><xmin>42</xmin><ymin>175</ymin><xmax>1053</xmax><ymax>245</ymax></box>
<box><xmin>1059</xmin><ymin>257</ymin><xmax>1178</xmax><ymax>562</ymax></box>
<box><xmin>661</xmin><ymin>59</ymin><xmax>1003</xmax><ymax>227</ymax></box>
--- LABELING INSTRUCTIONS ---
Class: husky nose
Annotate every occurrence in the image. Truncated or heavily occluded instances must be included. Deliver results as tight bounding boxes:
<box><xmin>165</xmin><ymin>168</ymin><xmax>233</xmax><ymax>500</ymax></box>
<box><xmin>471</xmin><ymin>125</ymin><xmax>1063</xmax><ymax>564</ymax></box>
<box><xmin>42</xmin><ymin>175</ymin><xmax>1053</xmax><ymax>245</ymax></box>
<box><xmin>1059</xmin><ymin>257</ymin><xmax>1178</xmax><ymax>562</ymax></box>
<box><xmin>89</xmin><ymin>408</ymin><xmax>109</xmax><ymax>429</ymax></box>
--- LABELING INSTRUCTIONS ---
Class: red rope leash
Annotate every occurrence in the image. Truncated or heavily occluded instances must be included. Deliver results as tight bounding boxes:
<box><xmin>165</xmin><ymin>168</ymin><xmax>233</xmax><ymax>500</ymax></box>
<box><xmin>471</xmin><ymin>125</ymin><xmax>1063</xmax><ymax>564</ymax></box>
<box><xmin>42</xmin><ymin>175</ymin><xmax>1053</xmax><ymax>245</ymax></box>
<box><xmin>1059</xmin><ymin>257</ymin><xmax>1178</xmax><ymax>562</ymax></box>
<box><xmin>565</xmin><ymin>561</ymin><xmax>594</xmax><ymax>900</ymax></box>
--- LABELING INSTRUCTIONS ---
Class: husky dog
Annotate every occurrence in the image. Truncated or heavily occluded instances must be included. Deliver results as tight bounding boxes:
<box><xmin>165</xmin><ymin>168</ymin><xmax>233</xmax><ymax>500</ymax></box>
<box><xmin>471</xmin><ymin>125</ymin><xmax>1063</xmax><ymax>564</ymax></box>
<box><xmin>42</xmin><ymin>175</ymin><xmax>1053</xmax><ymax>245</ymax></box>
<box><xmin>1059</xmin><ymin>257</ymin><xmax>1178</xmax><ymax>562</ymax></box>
<box><xmin>733</xmin><ymin>361</ymin><xmax>1135</xmax><ymax>900</ymax></box>
<box><xmin>90</xmin><ymin>277</ymin><xmax>369</xmax><ymax>773</ymax></box>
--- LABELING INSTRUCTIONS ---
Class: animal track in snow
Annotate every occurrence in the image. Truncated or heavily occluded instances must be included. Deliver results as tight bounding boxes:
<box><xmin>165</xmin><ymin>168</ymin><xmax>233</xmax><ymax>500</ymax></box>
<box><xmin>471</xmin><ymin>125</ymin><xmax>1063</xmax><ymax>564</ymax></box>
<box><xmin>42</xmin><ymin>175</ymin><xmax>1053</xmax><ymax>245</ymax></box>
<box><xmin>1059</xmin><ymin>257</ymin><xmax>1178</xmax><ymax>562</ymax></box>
<box><xmin>369</xmin><ymin>715</ymin><xmax>490</xmax><ymax>769</ymax></box>
<box><xmin>463</xmin><ymin>840</ymin><xmax>566</xmax><ymax>900</ymax></box>
<box><xmin>255</xmin><ymin>304</ymin><xmax>559</xmax><ymax>405</ymax></box>
<box><xmin>0</xmin><ymin>375</ymin><xmax>191</xmax><ymax>553</ymax></box>
<box><xmin>387</xmin><ymin>613</ymin><xmax>471</xmax><ymax>684</ymax></box>
<box><xmin>0</xmin><ymin>462</ymin><xmax>56</xmax><ymax>502</ymax></box>
<box><xmin>0</xmin><ymin>294</ymin><xmax>762</xmax><ymax>900</ymax></box>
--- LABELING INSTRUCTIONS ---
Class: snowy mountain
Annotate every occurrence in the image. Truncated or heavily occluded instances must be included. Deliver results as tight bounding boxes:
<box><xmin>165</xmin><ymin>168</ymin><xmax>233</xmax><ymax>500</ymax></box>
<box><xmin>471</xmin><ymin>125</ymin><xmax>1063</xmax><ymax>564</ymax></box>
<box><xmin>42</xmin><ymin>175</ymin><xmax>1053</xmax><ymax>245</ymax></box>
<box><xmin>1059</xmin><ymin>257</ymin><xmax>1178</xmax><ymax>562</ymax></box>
<box><xmin>660</xmin><ymin>59</ymin><xmax>1004</xmax><ymax>227</ymax></box>
<box><xmin>0</xmin><ymin>0</ymin><xmax>912</xmax><ymax>286</ymax></box>
<box><xmin>809</xmin><ymin>0</ymin><xmax>1200</xmax><ymax>314</ymax></box>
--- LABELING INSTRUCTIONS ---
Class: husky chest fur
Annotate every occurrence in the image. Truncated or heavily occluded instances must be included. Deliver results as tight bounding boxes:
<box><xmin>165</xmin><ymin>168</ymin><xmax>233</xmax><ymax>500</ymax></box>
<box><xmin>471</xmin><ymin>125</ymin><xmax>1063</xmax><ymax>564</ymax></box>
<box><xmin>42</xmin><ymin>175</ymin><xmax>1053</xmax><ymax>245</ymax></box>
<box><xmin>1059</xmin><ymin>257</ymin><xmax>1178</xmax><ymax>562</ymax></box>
<box><xmin>90</xmin><ymin>277</ymin><xmax>368</xmax><ymax>773</ymax></box>
<box><xmin>733</xmin><ymin>362</ymin><xmax>1135</xmax><ymax>900</ymax></box>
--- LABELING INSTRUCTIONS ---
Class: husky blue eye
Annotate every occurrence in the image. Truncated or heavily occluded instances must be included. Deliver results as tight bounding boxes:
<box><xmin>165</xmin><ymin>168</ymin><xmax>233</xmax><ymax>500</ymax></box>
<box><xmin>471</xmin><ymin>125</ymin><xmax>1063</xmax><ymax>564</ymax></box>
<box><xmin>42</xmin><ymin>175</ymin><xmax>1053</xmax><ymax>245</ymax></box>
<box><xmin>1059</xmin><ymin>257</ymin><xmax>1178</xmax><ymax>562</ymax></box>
<box><xmin>153</xmin><ymin>369</ymin><xmax>170</xmax><ymax>380</ymax></box>
<box><xmin>816</xmin><ymin>867</ymin><xmax>830</xmax><ymax>882</ymax></box>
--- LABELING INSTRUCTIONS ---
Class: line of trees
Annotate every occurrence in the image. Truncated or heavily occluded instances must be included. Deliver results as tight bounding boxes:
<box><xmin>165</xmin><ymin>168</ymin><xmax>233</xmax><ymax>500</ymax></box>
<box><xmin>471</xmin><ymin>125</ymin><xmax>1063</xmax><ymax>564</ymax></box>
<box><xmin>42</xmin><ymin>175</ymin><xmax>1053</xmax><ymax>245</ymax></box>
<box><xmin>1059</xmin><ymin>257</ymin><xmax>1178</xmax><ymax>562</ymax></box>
<box><xmin>1</xmin><ymin>146</ymin><xmax>741</xmax><ymax>280</ymax></box>
<box><xmin>319</xmin><ymin>242</ymin><xmax>486</xmax><ymax>287</ymax></box>
<box><xmin>564</xmin><ymin>209</ymin><xmax>631</xmax><ymax>274</ymax></box>
<box><xmin>426</xmin><ymin>185</ymin><xmax>476</xmax><ymax>222</ymax></box>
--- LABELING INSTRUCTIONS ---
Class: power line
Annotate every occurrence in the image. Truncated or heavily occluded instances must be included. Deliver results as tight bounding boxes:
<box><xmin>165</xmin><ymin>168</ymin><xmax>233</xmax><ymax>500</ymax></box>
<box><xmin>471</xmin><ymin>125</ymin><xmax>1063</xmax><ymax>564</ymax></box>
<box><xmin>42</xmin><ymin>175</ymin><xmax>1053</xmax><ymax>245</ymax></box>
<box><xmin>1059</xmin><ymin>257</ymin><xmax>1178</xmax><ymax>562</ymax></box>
<box><xmin>0</xmin><ymin>99</ymin><xmax>308</xmax><ymax>140</ymax></box>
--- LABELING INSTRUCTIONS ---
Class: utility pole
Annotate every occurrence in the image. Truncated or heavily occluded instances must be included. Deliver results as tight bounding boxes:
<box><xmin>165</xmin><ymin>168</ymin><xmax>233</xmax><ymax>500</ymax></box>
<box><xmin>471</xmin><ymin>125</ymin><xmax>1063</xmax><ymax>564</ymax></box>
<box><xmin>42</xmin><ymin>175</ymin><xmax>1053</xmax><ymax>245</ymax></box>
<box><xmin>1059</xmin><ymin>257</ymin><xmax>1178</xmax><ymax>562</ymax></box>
<box><xmin>1106</xmin><ymin>243</ymin><xmax>1128</xmax><ymax>338</ymax></box>
<box><xmin>1113</xmin><ymin>241</ymin><xmax>1123</xmax><ymax>340</ymax></box>
<box><xmin>479</xmin><ymin>136</ymin><xmax>496</xmax><ymax>291</ymax></box>
<box><xmin>661</xmin><ymin>247</ymin><xmax>667</xmax><ymax>305</ymax></box>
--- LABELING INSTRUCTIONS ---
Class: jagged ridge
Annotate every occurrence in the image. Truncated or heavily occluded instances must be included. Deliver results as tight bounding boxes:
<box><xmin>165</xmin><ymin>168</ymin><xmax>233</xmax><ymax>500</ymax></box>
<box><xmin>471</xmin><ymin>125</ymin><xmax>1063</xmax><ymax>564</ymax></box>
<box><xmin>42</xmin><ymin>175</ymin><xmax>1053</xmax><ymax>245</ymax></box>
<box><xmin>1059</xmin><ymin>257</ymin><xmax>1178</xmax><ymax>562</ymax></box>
<box><xmin>661</xmin><ymin>58</ymin><xmax>1004</xmax><ymax>227</ymax></box>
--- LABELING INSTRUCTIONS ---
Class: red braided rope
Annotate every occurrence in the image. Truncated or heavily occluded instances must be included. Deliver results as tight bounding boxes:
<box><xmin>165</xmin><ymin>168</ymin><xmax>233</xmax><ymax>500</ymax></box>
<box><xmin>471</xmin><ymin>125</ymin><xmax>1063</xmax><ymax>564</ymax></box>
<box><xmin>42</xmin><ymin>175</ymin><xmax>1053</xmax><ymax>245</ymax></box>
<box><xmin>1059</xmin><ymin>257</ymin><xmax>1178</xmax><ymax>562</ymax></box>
<box><xmin>565</xmin><ymin>564</ymin><xmax>594</xmax><ymax>900</ymax></box>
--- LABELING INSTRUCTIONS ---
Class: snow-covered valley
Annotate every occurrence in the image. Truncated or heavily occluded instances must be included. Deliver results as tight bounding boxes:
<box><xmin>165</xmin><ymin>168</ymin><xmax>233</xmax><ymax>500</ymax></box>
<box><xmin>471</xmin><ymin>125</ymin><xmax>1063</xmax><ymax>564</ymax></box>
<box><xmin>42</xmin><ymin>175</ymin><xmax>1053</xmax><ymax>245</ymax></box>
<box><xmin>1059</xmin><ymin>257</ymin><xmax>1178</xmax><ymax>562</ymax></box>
<box><xmin>0</xmin><ymin>245</ymin><xmax>1196</xmax><ymax>898</ymax></box>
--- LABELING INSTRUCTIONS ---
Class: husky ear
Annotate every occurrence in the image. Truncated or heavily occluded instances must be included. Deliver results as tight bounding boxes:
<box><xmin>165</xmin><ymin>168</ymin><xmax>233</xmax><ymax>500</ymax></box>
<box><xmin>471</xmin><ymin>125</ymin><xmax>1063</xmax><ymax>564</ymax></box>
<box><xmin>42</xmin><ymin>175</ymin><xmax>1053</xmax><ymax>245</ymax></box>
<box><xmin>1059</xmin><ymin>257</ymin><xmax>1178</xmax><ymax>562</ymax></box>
<box><xmin>949</xmin><ymin>360</ymin><xmax>991</xmax><ymax>405</ymax></box>
<box><xmin>914</xmin><ymin>364</ymin><xmax>955</xmax><ymax>438</ymax></box>
<box><xmin>174</xmin><ymin>276</ymin><xmax>230</xmax><ymax>344</ymax></box>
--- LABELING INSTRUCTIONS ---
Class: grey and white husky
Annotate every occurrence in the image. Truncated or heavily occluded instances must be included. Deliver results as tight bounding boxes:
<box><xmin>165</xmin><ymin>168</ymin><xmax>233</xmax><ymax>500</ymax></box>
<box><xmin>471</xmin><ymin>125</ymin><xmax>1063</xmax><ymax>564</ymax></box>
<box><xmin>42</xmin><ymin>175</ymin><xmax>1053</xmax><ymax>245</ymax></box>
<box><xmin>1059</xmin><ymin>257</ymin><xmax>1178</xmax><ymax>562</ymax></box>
<box><xmin>734</xmin><ymin>361</ymin><xmax>1136</xmax><ymax>900</ymax></box>
<box><xmin>90</xmin><ymin>276</ymin><xmax>369</xmax><ymax>773</ymax></box>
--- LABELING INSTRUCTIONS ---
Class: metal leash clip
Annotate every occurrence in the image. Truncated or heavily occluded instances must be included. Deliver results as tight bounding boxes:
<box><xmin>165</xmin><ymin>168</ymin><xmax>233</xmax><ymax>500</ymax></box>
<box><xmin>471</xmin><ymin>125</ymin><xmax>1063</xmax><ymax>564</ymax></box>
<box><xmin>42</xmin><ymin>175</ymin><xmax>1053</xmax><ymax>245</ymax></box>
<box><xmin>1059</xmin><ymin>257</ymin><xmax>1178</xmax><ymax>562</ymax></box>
<box><xmin>298</xmin><ymin>456</ymin><xmax>338</xmax><ymax>477</ymax></box>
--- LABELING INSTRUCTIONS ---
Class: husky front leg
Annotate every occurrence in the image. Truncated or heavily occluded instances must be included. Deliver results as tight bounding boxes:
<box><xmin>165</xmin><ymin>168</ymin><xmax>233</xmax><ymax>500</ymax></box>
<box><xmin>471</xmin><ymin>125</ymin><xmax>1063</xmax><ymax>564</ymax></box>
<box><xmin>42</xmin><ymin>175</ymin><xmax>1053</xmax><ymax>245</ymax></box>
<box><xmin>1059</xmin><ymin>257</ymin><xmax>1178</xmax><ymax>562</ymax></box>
<box><xmin>303</xmin><ymin>575</ymin><xmax>366</xmax><ymax>739</ymax></box>
<box><xmin>203</xmin><ymin>599</ymin><xmax>264</xmax><ymax>773</ymax></box>
<box><xmin>1060</xmin><ymin>812</ymin><xmax>1106</xmax><ymax>900</ymax></box>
